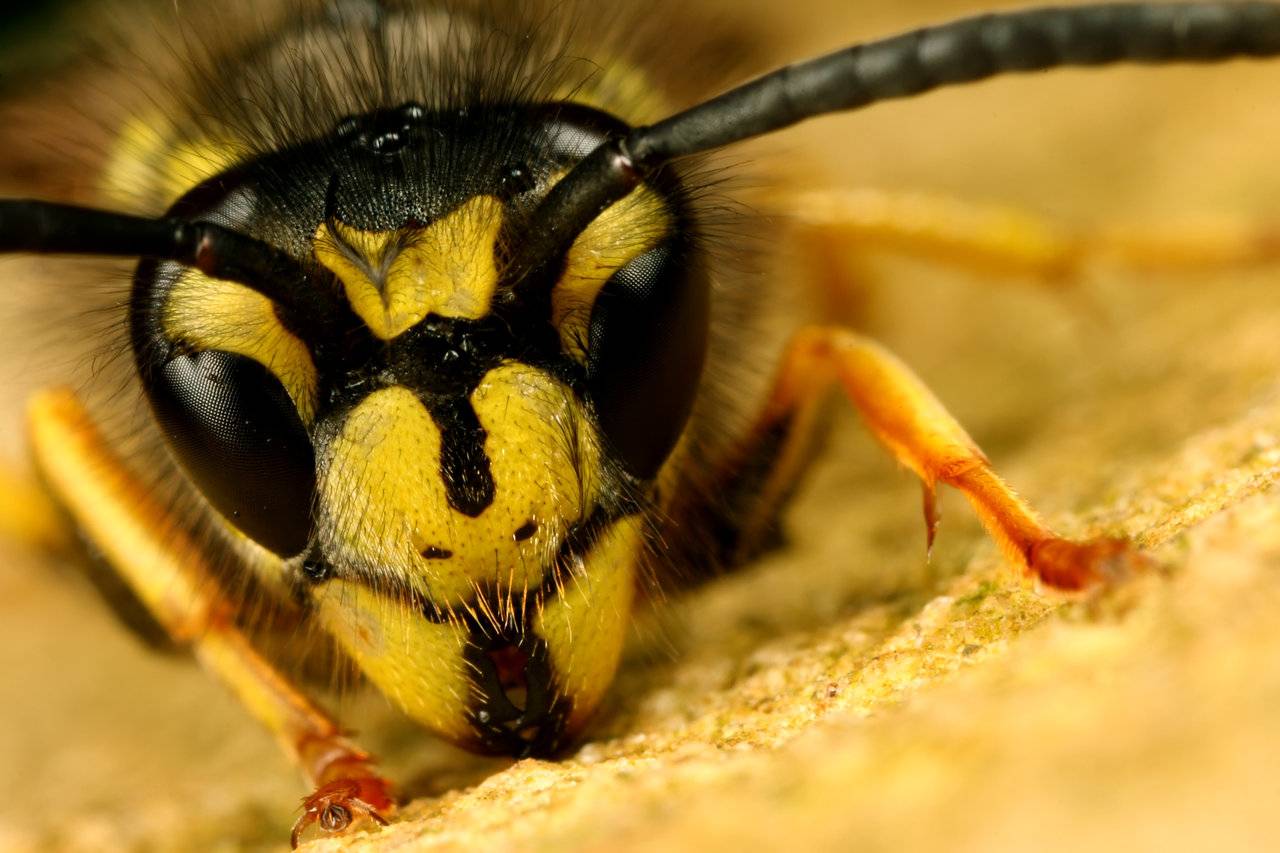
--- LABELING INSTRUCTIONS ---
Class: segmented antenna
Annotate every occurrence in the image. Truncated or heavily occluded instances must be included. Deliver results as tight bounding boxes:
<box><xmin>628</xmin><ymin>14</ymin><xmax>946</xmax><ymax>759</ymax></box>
<box><xmin>0</xmin><ymin>200</ymin><xmax>306</xmax><ymax>305</ymax></box>
<box><xmin>0</xmin><ymin>3</ymin><xmax>1277</xmax><ymax>294</ymax></box>
<box><xmin>519</xmin><ymin>1</ymin><xmax>1280</xmax><ymax>277</ymax></box>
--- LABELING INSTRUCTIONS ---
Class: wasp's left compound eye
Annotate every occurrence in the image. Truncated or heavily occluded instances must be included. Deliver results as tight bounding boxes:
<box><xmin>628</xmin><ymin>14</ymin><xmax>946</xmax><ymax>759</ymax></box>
<box><xmin>147</xmin><ymin>350</ymin><xmax>316</xmax><ymax>556</ymax></box>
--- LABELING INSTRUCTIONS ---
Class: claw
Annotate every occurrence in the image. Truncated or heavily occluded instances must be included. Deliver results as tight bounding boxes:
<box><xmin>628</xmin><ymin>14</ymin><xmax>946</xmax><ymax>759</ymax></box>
<box><xmin>1027</xmin><ymin>536</ymin><xmax>1150</xmax><ymax>591</ymax></box>
<box><xmin>921</xmin><ymin>478</ymin><xmax>940</xmax><ymax>559</ymax></box>
<box><xmin>291</xmin><ymin>776</ymin><xmax>395</xmax><ymax>848</ymax></box>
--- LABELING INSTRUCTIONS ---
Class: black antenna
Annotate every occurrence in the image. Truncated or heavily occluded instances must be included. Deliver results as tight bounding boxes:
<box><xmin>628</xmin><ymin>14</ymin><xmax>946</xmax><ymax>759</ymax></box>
<box><xmin>1</xmin><ymin>3</ymin><xmax>1277</xmax><ymax>292</ymax></box>
<box><xmin>518</xmin><ymin>1</ymin><xmax>1280</xmax><ymax>277</ymax></box>
<box><xmin>0</xmin><ymin>200</ymin><xmax>307</xmax><ymax>306</ymax></box>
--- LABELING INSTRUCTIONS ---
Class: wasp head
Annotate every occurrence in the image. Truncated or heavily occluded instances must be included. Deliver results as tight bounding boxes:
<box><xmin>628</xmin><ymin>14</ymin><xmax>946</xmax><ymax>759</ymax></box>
<box><xmin>127</xmin><ymin>101</ymin><xmax>709</xmax><ymax>751</ymax></box>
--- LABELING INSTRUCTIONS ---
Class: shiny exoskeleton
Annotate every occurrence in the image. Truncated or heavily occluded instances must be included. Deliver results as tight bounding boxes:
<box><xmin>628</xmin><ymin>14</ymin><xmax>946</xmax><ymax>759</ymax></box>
<box><xmin>2</xmin><ymin>0</ymin><xmax>1278</xmax><ymax>845</ymax></box>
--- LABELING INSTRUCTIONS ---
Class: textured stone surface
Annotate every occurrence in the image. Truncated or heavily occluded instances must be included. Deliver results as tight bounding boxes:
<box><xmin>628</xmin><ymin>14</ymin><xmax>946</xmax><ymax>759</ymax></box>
<box><xmin>1</xmin><ymin>2</ymin><xmax>1278</xmax><ymax>851</ymax></box>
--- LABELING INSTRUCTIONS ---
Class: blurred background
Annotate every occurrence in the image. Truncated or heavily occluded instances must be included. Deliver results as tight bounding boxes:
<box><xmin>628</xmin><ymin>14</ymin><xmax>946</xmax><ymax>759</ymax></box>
<box><xmin>0</xmin><ymin>1</ymin><xmax>1278</xmax><ymax>850</ymax></box>
<box><xmin>0</xmin><ymin>2</ymin><xmax>85</xmax><ymax>93</ymax></box>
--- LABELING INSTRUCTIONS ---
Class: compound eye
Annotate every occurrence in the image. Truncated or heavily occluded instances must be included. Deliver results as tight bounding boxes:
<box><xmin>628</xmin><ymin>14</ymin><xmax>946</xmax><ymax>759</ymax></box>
<box><xmin>148</xmin><ymin>350</ymin><xmax>316</xmax><ymax>556</ymax></box>
<box><xmin>536</xmin><ymin>102</ymin><xmax>631</xmax><ymax>162</ymax></box>
<box><xmin>586</xmin><ymin>241</ymin><xmax>709</xmax><ymax>480</ymax></box>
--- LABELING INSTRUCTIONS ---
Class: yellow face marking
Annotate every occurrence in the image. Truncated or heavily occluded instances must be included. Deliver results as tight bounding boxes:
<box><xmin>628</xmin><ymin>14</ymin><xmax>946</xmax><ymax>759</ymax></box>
<box><xmin>312</xmin><ymin>579</ymin><xmax>475</xmax><ymax>744</ymax></box>
<box><xmin>314</xmin><ymin>195</ymin><xmax>505</xmax><ymax>340</ymax></box>
<box><xmin>318</xmin><ymin>364</ymin><xmax>601</xmax><ymax>608</ymax></box>
<box><xmin>162</xmin><ymin>270</ymin><xmax>319</xmax><ymax>424</ymax></box>
<box><xmin>534</xmin><ymin>516</ymin><xmax>641</xmax><ymax>736</ymax></box>
<box><xmin>552</xmin><ymin>183</ymin><xmax>672</xmax><ymax>360</ymax></box>
<box><xmin>101</xmin><ymin>114</ymin><xmax>240</xmax><ymax>210</ymax></box>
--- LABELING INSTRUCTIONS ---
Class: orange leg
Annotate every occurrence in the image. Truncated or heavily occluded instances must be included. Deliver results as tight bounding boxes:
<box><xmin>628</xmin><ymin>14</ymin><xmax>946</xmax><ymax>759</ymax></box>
<box><xmin>745</xmin><ymin>327</ymin><xmax>1140</xmax><ymax>591</ymax></box>
<box><xmin>25</xmin><ymin>388</ymin><xmax>393</xmax><ymax>847</ymax></box>
<box><xmin>784</xmin><ymin>188</ymin><xmax>1280</xmax><ymax>315</ymax></box>
<box><xmin>786</xmin><ymin>189</ymin><xmax>1085</xmax><ymax>286</ymax></box>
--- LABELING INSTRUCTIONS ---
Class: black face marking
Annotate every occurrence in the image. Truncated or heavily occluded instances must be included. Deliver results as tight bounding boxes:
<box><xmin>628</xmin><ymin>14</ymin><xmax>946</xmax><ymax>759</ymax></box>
<box><xmin>420</xmin><ymin>546</ymin><xmax>453</xmax><ymax>560</ymax></box>
<box><xmin>513</xmin><ymin>520</ymin><xmax>538</xmax><ymax>542</ymax></box>
<box><xmin>430</xmin><ymin>396</ymin><xmax>495</xmax><ymax>517</ymax></box>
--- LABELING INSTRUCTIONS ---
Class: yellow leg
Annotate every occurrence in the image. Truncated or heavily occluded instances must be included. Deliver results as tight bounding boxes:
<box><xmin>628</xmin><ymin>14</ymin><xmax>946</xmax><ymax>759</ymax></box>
<box><xmin>0</xmin><ymin>461</ymin><xmax>70</xmax><ymax>553</ymax></box>
<box><xmin>26</xmin><ymin>388</ymin><xmax>393</xmax><ymax>847</ymax></box>
<box><xmin>786</xmin><ymin>188</ymin><xmax>1280</xmax><ymax>295</ymax></box>
<box><xmin>743</xmin><ymin>327</ymin><xmax>1140</xmax><ymax>591</ymax></box>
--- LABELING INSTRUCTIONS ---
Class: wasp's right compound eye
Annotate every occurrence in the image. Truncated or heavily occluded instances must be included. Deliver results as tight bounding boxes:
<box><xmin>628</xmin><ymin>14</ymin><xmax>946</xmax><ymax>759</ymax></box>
<box><xmin>585</xmin><ymin>240</ymin><xmax>709</xmax><ymax>480</ymax></box>
<box><xmin>147</xmin><ymin>350</ymin><xmax>316</xmax><ymax>556</ymax></box>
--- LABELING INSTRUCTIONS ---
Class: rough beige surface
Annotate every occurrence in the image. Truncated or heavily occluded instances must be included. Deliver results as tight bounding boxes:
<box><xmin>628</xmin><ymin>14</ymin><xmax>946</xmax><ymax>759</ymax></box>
<box><xmin>1</xmin><ymin>2</ymin><xmax>1279</xmax><ymax>851</ymax></box>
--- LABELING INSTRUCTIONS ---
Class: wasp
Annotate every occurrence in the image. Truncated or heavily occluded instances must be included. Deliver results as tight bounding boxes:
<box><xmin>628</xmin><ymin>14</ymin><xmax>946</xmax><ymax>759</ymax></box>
<box><xmin>0</xmin><ymin>0</ymin><xmax>1277</xmax><ymax>846</ymax></box>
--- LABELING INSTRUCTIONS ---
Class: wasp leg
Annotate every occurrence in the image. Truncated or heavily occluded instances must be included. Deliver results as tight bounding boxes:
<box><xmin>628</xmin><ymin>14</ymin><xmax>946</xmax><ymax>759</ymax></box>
<box><xmin>786</xmin><ymin>188</ymin><xmax>1280</xmax><ymax>314</ymax></box>
<box><xmin>0</xmin><ymin>461</ymin><xmax>70</xmax><ymax>552</ymax></box>
<box><xmin>735</xmin><ymin>327</ymin><xmax>1140</xmax><ymax>591</ymax></box>
<box><xmin>25</xmin><ymin>388</ymin><xmax>394</xmax><ymax>847</ymax></box>
<box><xmin>0</xmin><ymin>458</ymin><xmax>189</xmax><ymax>650</ymax></box>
